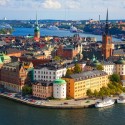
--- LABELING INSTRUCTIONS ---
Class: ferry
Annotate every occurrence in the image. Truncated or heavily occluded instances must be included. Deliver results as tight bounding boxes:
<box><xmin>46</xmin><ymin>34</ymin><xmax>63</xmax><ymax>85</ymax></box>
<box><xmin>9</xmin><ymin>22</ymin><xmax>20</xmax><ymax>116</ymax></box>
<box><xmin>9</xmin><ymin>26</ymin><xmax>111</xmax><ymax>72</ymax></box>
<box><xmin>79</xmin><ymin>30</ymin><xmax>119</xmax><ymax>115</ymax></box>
<box><xmin>48</xmin><ymin>25</ymin><xmax>59</xmax><ymax>30</ymax></box>
<box><xmin>95</xmin><ymin>97</ymin><xmax>115</xmax><ymax>108</ymax></box>
<box><xmin>117</xmin><ymin>93</ymin><xmax>125</xmax><ymax>103</ymax></box>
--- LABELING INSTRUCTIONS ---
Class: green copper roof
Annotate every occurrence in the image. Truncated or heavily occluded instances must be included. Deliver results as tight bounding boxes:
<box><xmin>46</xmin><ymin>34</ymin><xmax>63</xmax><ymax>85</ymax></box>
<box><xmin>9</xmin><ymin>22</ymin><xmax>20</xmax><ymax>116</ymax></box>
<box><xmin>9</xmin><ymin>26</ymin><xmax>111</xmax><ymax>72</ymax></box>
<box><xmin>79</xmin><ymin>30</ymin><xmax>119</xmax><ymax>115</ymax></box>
<box><xmin>53</xmin><ymin>79</ymin><xmax>66</xmax><ymax>85</ymax></box>
<box><xmin>34</xmin><ymin>26</ymin><xmax>40</xmax><ymax>32</ymax></box>
<box><xmin>91</xmin><ymin>60</ymin><xmax>101</xmax><ymax>67</ymax></box>
<box><xmin>116</xmin><ymin>57</ymin><xmax>125</xmax><ymax>64</ymax></box>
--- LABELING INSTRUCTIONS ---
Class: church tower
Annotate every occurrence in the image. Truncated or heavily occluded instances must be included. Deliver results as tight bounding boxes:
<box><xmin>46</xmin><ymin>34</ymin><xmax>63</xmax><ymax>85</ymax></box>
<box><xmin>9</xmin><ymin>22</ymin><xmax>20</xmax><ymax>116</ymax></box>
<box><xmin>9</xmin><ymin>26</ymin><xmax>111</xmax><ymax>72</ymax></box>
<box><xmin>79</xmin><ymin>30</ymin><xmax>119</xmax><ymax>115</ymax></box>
<box><xmin>34</xmin><ymin>13</ymin><xmax>40</xmax><ymax>42</ymax></box>
<box><xmin>102</xmin><ymin>9</ymin><xmax>113</xmax><ymax>60</ymax></box>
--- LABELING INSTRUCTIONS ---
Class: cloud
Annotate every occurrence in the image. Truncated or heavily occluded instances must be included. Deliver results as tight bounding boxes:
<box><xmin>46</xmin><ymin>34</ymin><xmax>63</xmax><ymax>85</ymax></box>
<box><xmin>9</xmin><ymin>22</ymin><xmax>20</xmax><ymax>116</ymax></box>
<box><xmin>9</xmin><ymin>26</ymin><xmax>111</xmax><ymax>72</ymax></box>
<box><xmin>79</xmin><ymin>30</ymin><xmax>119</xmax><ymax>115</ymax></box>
<box><xmin>0</xmin><ymin>0</ymin><xmax>9</xmax><ymax>6</ymax></box>
<box><xmin>65</xmin><ymin>0</ymin><xmax>80</xmax><ymax>9</ymax></box>
<box><xmin>42</xmin><ymin>0</ymin><xmax>61</xmax><ymax>9</ymax></box>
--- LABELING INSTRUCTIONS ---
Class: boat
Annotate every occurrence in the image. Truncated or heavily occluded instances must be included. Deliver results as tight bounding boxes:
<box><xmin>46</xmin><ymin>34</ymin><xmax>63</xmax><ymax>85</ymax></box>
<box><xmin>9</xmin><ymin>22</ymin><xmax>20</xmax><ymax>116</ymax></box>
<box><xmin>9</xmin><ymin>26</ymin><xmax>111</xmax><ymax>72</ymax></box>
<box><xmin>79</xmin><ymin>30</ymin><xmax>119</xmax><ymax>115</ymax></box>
<box><xmin>70</xmin><ymin>26</ymin><xmax>78</xmax><ymax>33</ymax></box>
<box><xmin>48</xmin><ymin>25</ymin><xmax>59</xmax><ymax>30</ymax></box>
<box><xmin>117</xmin><ymin>93</ymin><xmax>125</xmax><ymax>103</ymax></box>
<box><xmin>95</xmin><ymin>97</ymin><xmax>115</xmax><ymax>108</ymax></box>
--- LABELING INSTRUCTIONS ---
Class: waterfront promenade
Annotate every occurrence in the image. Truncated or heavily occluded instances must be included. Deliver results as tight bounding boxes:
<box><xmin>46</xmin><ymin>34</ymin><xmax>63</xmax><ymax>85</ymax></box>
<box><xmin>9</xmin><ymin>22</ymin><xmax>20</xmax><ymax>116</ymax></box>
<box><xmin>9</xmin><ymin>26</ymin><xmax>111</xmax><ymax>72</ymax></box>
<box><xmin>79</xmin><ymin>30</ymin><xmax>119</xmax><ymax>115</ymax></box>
<box><xmin>0</xmin><ymin>93</ymin><xmax>96</xmax><ymax>109</ymax></box>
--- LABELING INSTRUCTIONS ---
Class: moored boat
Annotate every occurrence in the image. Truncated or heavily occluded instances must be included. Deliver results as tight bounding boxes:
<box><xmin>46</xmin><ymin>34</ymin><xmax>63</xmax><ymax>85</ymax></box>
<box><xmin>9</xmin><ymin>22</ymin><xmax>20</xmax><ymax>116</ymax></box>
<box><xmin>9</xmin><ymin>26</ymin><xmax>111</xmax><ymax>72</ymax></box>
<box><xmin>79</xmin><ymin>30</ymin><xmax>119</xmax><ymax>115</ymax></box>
<box><xmin>117</xmin><ymin>93</ymin><xmax>125</xmax><ymax>103</ymax></box>
<box><xmin>95</xmin><ymin>97</ymin><xmax>115</xmax><ymax>108</ymax></box>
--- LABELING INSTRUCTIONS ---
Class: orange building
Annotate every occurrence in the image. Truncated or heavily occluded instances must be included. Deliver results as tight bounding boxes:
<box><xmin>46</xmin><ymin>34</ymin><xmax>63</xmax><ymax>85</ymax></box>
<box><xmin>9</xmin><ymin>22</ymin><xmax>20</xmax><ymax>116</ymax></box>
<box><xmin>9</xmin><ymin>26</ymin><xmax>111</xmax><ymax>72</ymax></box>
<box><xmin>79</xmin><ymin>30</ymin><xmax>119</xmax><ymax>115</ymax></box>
<box><xmin>63</xmin><ymin>70</ymin><xmax>109</xmax><ymax>99</ymax></box>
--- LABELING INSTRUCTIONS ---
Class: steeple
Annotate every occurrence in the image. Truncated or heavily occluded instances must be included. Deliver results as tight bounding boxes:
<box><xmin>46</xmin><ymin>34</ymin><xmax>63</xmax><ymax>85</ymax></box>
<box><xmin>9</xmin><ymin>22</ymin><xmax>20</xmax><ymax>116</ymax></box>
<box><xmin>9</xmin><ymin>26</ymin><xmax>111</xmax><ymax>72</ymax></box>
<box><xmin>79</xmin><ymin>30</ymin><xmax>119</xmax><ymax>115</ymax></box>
<box><xmin>105</xmin><ymin>9</ymin><xmax>109</xmax><ymax>35</ymax></box>
<box><xmin>36</xmin><ymin>12</ymin><xmax>38</xmax><ymax>26</ymax></box>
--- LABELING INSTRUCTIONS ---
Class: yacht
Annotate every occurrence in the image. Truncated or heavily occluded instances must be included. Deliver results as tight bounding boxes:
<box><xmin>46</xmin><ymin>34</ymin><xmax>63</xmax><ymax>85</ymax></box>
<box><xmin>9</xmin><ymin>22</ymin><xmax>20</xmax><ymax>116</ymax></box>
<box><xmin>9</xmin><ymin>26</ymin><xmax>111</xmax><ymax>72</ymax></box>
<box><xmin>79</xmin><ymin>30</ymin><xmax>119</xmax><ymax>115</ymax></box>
<box><xmin>95</xmin><ymin>97</ymin><xmax>115</xmax><ymax>108</ymax></box>
<box><xmin>117</xmin><ymin>93</ymin><xmax>125</xmax><ymax>103</ymax></box>
<box><xmin>48</xmin><ymin>25</ymin><xmax>59</xmax><ymax>30</ymax></box>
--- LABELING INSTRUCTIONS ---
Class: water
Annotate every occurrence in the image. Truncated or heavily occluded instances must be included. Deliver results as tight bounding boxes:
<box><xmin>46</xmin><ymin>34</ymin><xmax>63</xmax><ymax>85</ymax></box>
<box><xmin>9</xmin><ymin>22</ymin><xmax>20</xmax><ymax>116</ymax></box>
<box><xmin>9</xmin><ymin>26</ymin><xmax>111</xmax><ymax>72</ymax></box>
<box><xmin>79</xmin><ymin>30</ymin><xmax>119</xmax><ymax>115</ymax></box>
<box><xmin>0</xmin><ymin>97</ymin><xmax>125</xmax><ymax>125</ymax></box>
<box><xmin>13</xmin><ymin>28</ymin><xmax>120</xmax><ymax>42</ymax></box>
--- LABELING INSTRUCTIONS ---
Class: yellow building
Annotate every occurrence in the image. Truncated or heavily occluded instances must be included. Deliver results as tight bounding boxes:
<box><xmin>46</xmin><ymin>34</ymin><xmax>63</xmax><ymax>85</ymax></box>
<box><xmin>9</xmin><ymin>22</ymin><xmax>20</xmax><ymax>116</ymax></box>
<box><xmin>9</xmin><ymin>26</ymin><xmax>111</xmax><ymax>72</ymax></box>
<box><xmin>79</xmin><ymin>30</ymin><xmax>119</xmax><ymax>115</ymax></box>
<box><xmin>63</xmin><ymin>70</ymin><xmax>109</xmax><ymax>99</ymax></box>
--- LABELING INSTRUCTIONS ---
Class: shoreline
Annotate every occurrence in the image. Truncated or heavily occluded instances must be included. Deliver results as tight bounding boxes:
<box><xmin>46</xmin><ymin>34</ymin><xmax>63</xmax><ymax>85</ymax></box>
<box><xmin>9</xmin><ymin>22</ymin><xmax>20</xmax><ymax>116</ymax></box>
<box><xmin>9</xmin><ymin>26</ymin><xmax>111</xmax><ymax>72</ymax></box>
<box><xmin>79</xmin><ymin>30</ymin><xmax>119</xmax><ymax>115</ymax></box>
<box><xmin>0</xmin><ymin>93</ymin><xmax>95</xmax><ymax>109</ymax></box>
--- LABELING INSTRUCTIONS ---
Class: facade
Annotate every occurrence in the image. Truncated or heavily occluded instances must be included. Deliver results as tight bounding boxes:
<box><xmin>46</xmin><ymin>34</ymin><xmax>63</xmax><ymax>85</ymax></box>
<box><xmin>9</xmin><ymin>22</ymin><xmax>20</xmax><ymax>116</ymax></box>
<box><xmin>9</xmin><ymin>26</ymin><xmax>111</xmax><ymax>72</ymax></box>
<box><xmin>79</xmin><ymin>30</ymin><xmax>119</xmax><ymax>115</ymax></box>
<box><xmin>0</xmin><ymin>62</ymin><xmax>27</xmax><ymax>92</ymax></box>
<box><xmin>34</xmin><ymin>63</ymin><xmax>67</xmax><ymax>82</ymax></box>
<box><xmin>53</xmin><ymin>79</ymin><xmax>67</xmax><ymax>99</ymax></box>
<box><xmin>102</xmin><ymin>10</ymin><xmax>114</xmax><ymax>59</ymax></box>
<box><xmin>63</xmin><ymin>70</ymin><xmax>109</xmax><ymax>99</ymax></box>
<box><xmin>115</xmin><ymin>58</ymin><xmax>125</xmax><ymax>80</ymax></box>
<box><xmin>56</xmin><ymin>43</ymin><xmax>82</xmax><ymax>60</ymax></box>
<box><xmin>32</xmin><ymin>81</ymin><xmax>53</xmax><ymax>99</ymax></box>
<box><xmin>103</xmin><ymin>61</ymin><xmax>116</xmax><ymax>75</ymax></box>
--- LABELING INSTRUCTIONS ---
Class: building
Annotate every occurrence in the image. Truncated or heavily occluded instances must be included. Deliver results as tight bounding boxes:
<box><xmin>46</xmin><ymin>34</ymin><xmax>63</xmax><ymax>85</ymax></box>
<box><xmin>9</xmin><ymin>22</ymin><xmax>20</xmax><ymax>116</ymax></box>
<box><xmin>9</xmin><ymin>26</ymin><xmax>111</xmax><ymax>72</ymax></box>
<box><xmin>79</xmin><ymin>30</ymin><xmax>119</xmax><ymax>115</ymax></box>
<box><xmin>102</xmin><ymin>10</ymin><xmax>114</xmax><ymax>59</ymax></box>
<box><xmin>0</xmin><ymin>62</ymin><xmax>28</xmax><ymax>92</ymax></box>
<box><xmin>103</xmin><ymin>61</ymin><xmax>116</xmax><ymax>75</ymax></box>
<box><xmin>53</xmin><ymin>79</ymin><xmax>66</xmax><ymax>99</ymax></box>
<box><xmin>32</xmin><ymin>81</ymin><xmax>53</xmax><ymax>99</ymax></box>
<box><xmin>63</xmin><ymin>70</ymin><xmax>109</xmax><ymax>99</ymax></box>
<box><xmin>0</xmin><ymin>53</ymin><xmax>11</xmax><ymax>68</ymax></box>
<box><xmin>115</xmin><ymin>57</ymin><xmax>125</xmax><ymax>80</ymax></box>
<box><xmin>56</xmin><ymin>43</ymin><xmax>83</xmax><ymax>60</ymax></box>
<box><xmin>34</xmin><ymin>63</ymin><xmax>67</xmax><ymax>82</ymax></box>
<box><xmin>34</xmin><ymin>14</ymin><xmax>40</xmax><ymax>42</ymax></box>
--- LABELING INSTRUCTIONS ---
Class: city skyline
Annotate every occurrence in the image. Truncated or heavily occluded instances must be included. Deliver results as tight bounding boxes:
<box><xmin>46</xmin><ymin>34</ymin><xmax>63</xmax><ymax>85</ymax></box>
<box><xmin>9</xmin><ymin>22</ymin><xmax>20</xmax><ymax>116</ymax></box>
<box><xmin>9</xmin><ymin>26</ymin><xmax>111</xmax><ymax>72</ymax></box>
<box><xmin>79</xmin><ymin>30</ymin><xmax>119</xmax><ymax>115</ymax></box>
<box><xmin>0</xmin><ymin>0</ymin><xmax>125</xmax><ymax>20</ymax></box>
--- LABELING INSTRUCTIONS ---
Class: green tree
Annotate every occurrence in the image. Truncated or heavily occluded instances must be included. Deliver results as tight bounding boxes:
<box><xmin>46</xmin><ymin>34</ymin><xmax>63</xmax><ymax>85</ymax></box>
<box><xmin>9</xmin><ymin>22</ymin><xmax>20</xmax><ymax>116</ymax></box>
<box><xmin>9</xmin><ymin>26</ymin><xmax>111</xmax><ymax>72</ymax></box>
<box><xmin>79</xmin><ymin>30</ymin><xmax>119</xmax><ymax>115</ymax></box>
<box><xmin>87</xmin><ymin>89</ymin><xmax>93</xmax><ymax>97</ymax></box>
<box><xmin>93</xmin><ymin>90</ymin><xmax>98</xmax><ymax>97</ymax></box>
<box><xmin>74</xmin><ymin>63</ymin><xmax>82</xmax><ymax>73</ymax></box>
<box><xmin>96</xmin><ymin>64</ymin><xmax>104</xmax><ymax>70</ymax></box>
<box><xmin>110</xmin><ymin>73</ymin><xmax>120</xmax><ymax>83</ymax></box>
<box><xmin>54</xmin><ymin>56</ymin><xmax>61</xmax><ymax>61</ymax></box>
<box><xmin>65</xmin><ymin>69</ymin><xmax>73</xmax><ymax>77</ymax></box>
<box><xmin>22</xmin><ymin>85</ymin><xmax>32</xmax><ymax>96</ymax></box>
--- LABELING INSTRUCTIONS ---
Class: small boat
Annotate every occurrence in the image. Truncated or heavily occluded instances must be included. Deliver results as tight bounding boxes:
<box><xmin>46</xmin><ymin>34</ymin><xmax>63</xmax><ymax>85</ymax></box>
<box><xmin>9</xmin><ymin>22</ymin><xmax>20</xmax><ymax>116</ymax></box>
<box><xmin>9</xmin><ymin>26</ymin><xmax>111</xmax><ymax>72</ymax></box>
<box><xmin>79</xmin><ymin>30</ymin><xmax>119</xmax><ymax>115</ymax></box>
<box><xmin>48</xmin><ymin>25</ymin><xmax>59</xmax><ymax>30</ymax></box>
<box><xmin>117</xmin><ymin>93</ymin><xmax>125</xmax><ymax>103</ymax></box>
<box><xmin>95</xmin><ymin>97</ymin><xmax>115</xmax><ymax>108</ymax></box>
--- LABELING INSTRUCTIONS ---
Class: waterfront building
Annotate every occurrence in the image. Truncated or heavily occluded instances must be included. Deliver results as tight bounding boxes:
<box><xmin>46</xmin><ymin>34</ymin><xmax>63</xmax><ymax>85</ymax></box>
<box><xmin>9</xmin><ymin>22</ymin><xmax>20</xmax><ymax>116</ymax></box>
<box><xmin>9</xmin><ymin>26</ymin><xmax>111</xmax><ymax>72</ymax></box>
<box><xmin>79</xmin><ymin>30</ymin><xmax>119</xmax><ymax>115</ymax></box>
<box><xmin>63</xmin><ymin>70</ymin><xmax>109</xmax><ymax>99</ymax></box>
<box><xmin>0</xmin><ymin>62</ymin><xmax>27</xmax><ymax>92</ymax></box>
<box><xmin>32</xmin><ymin>81</ymin><xmax>53</xmax><ymax>99</ymax></box>
<box><xmin>34</xmin><ymin>63</ymin><xmax>67</xmax><ymax>82</ymax></box>
<box><xmin>53</xmin><ymin>79</ymin><xmax>67</xmax><ymax>99</ymax></box>
<box><xmin>34</xmin><ymin>13</ymin><xmax>40</xmax><ymax>42</ymax></box>
<box><xmin>102</xmin><ymin>10</ymin><xmax>114</xmax><ymax>60</ymax></box>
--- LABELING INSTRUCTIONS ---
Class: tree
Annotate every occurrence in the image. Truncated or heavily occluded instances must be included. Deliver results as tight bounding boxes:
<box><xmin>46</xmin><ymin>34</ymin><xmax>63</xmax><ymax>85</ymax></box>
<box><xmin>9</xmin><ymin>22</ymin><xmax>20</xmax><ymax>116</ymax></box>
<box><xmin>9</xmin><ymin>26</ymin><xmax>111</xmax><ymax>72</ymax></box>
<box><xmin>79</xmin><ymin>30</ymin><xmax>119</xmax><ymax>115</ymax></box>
<box><xmin>65</xmin><ymin>69</ymin><xmax>73</xmax><ymax>77</ymax></box>
<box><xmin>93</xmin><ymin>90</ymin><xmax>98</xmax><ymax>97</ymax></box>
<box><xmin>96</xmin><ymin>64</ymin><xmax>104</xmax><ymax>70</ymax></box>
<box><xmin>74</xmin><ymin>63</ymin><xmax>82</xmax><ymax>73</ymax></box>
<box><xmin>87</xmin><ymin>89</ymin><xmax>93</xmax><ymax>97</ymax></box>
<box><xmin>22</xmin><ymin>85</ymin><xmax>32</xmax><ymax>96</ymax></box>
<box><xmin>54</xmin><ymin>56</ymin><xmax>61</xmax><ymax>61</ymax></box>
<box><xmin>110</xmin><ymin>73</ymin><xmax>120</xmax><ymax>83</ymax></box>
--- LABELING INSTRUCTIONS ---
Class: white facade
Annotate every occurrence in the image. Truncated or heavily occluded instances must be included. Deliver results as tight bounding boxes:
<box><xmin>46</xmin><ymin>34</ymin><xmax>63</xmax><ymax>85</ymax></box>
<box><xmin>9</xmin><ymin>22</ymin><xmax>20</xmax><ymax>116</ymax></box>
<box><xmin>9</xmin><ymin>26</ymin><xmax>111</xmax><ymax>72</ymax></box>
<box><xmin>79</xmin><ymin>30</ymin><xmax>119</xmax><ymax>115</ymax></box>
<box><xmin>34</xmin><ymin>67</ymin><xmax>67</xmax><ymax>82</ymax></box>
<box><xmin>53</xmin><ymin>82</ymin><xmax>66</xmax><ymax>99</ymax></box>
<box><xmin>103</xmin><ymin>63</ymin><xmax>116</xmax><ymax>75</ymax></box>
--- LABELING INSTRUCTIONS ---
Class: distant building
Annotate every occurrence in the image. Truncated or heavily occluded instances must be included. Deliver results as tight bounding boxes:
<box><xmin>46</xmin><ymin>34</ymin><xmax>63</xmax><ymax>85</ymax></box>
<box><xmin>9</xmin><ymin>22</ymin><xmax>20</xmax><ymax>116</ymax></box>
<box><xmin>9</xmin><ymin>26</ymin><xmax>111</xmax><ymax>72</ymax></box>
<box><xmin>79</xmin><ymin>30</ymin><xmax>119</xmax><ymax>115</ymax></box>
<box><xmin>34</xmin><ymin>13</ymin><xmax>40</xmax><ymax>42</ymax></box>
<box><xmin>53</xmin><ymin>79</ymin><xmax>66</xmax><ymax>99</ymax></box>
<box><xmin>32</xmin><ymin>81</ymin><xmax>53</xmax><ymax>99</ymax></box>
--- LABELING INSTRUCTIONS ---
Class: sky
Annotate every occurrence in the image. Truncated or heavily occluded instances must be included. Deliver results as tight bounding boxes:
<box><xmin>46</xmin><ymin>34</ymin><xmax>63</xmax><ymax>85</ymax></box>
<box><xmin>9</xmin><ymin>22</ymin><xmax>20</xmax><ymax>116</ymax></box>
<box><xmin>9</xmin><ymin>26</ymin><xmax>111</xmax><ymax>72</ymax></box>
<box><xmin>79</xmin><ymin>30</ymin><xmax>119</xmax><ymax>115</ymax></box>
<box><xmin>0</xmin><ymin>0</ymin><xmax>125</xmax><ymax>20</ymax></box>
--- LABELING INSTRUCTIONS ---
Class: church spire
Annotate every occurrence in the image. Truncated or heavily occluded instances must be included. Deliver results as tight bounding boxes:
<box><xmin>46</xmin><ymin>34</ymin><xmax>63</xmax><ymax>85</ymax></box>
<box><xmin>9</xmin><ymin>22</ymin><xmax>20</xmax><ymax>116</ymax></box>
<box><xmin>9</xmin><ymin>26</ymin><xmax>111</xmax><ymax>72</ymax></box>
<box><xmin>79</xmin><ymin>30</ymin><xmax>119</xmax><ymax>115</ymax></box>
<box><xmin>36</xmin><ymin>12</ymin><xmax>38</xmax><ymax>26</ymax></box>
<box><xmin>105</xmin><ymin>9</ymin><xmax>109</xmax><ymax>35</ymax></box>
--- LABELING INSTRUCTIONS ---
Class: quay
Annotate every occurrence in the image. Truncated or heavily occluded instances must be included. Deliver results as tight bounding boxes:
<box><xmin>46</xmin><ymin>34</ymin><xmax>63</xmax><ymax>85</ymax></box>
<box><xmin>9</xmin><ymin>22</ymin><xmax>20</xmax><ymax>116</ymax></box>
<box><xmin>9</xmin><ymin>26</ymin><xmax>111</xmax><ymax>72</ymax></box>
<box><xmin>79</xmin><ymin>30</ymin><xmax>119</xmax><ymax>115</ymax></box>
<box><xmin>0</xmin><ymin>93</ymin><xmax>96</xmax><ymax>109</ymax></box>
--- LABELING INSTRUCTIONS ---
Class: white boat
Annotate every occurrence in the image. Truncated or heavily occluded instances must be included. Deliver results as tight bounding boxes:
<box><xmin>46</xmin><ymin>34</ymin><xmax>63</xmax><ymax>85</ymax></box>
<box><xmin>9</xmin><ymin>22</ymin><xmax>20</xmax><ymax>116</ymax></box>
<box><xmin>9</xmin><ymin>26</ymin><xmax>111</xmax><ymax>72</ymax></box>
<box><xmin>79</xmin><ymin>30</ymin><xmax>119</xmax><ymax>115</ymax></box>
<box><xmin>48</xmin><ymin>25</ymin><xmax>59</xmax><ymax>30</ymax></box>
<box><xmin>95</xmin><ymin>97</ymin><xmax>115</xmax><ymax>108</ymax></box>
<box><xmin>117</xmin><ymin>93</ymin><xmax>125</xmax><ymax>103</ymax></box>
<box><xmin>70</xmin><ymin>26</ymin><xmax>78</xmax><ymax>32</ymax></box>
